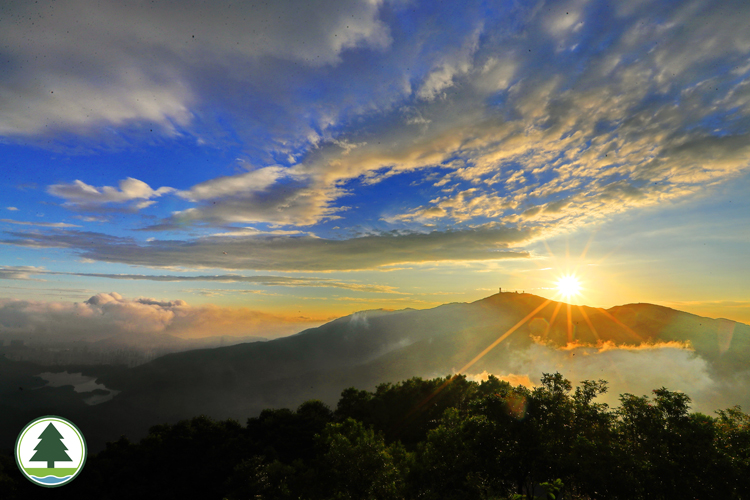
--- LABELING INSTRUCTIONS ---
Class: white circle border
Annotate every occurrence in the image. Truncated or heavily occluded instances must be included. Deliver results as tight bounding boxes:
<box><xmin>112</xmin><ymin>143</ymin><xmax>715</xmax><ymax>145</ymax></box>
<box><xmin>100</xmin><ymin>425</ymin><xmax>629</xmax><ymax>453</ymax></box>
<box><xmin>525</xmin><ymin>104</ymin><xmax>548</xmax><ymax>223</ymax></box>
<box><xmin>14</xmin><ymin>415</ymin><xmax>88</xmax><ymax>488</ymax></box>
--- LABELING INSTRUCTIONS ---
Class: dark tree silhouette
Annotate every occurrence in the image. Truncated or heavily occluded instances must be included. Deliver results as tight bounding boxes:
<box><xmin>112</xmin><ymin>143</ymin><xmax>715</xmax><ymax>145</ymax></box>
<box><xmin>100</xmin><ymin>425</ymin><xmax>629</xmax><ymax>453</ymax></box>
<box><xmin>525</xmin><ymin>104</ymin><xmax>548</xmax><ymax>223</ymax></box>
<box><xmin>2</xmin><ymin>374</ymin><xmax>750</xmax><ymax>500</ymax></box>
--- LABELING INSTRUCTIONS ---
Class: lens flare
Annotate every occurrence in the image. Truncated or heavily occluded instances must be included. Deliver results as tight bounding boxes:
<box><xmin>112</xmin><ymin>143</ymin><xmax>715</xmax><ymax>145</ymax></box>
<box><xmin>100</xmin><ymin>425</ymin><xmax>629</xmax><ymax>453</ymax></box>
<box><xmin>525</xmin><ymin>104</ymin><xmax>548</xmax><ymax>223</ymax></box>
<box><xmin>557</xmin><ymin>274</ymin><xmax>581</xmax><ymax>300</ymax></box>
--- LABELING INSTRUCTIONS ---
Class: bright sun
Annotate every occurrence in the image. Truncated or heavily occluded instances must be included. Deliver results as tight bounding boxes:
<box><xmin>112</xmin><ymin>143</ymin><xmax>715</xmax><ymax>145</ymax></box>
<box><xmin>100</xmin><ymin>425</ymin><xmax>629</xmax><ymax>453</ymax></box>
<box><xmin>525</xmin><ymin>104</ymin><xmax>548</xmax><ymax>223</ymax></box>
<box><xmin>556</xmin><ymin>274</ymin><xmax>582</xmax><ymax>299</ymax></box>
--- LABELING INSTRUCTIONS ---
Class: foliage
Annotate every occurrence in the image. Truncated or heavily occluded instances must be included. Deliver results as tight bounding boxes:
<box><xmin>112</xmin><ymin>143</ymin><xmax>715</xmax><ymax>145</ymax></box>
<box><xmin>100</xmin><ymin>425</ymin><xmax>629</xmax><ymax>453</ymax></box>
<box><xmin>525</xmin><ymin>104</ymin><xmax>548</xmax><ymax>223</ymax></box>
<box><xmin>1</xmin><ymin>373</ymin><xmax>749</xmax><ymax>499</ymax></box>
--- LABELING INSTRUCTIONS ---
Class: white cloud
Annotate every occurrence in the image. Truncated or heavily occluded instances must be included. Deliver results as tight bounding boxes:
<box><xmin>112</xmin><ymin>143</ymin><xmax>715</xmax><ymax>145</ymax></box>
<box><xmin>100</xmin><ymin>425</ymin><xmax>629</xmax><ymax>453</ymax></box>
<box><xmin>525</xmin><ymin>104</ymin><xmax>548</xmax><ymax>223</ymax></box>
<box><xmin>3</xmin><ymin>0</ymin><xmax>750</xmax><ymax>273</ymax></box>
<box><xmin>48</xmin><ymin>178</ymin><xmax>174</xmax><ymax>211</ymax></box>
<box><xmin>474</xmin><ymin>57</ymin><xmax>516</xmax><ymax>93</ymax></box>
<box><xmin>545</xmin><ymin>2</ymin><xmax>586</xmax><ymax>37</ymax></box>
<box><xmin>0</xmin><ymin>0</ymin><xmax>391</xmax><ymax>136</ymax></box>
<box><xmin>417</xmin><ymin>27</ymin><xmax>482</xmax><ymax>101</ymax></box>
<box><xmin>177</xmin><ymin>167</ymin><xmax>290</xmax><ymax>202</ymax></box>
<box><xmin>165</xmin><ymin>0</ymin><xmax>750</xmax><ymax>231</ymax></box>
<box><xmin>0</xmin><ymin>70</ymin><xmax>193</xmax><ymax>136</ymax></box>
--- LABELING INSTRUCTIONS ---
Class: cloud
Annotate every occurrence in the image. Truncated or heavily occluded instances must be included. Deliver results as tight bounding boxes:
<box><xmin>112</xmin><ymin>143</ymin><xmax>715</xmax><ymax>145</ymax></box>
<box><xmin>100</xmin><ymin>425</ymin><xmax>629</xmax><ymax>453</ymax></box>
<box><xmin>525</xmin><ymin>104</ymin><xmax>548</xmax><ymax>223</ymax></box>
<box><xmin>0</xmin><ymin>266</ymin><xmax>47</xmax><ymax>281</ymax></box>
<box><xmin>0</xmin><ymin>70</ymin><xmax>193</xmax><ymax>137</ymax></box>
<box><xmin>4</xmin><ymin>0</ymin><xmax>750</xmax><ymax>276</ymax></box>
<box><xmin>0</xmin><ymin>0</ymin><xmax>390</xmax><ymax>137</ymax></box>
<box><xmin>472</xmin><ymin>340</ymin><xmax>750</xmax><ymax>414</ymax></box>
<box><xmin>417</xmin><ymin>27</ymin><xmax>483</xmax><ymax>101</ymax></box>
<box><xmin>19</xmin><ymin>269</ymin><xmax>402</xmax><ymax>293</ymax></box>
<box><xmin>209</xmin><ymin>227</ymin><xmax>314</xmax><ymax>238</ymax></box>
<box><xmin>151</xmin><ymin>0</ymin><xmax>750</xmax><ymax>232</ymax></box>
<box><xmin>48</xmin><ymin>178</ymin><xmax>175</xmax><ymax>212</ymax></box>
<box><xmin>176</xmin><ymin>167</ymin><xmax>291</xmax><ymax>202</ymax></box>
<box><xmin>0</xmin><ymin>292</ymin><xmax>324</xmax><ymax>341</ymax></box>
<box><xmin>166</xmin><ymin>174</ymin><xmax>337</xmax><ymax>227</ymax></box>
<box><xmin>0</xmin><ymin>218</ymin><xmax>80</xmax><ymax>228</ymax></box>
<box><xmin>0</xmin><ymin>226</ymin><xmax>534</xmax><ymax>271</ymax></box>
<box><xmin>6</xmin><ymin>207</ymin><xmax>18</xmax><ymax>211</ymax></box>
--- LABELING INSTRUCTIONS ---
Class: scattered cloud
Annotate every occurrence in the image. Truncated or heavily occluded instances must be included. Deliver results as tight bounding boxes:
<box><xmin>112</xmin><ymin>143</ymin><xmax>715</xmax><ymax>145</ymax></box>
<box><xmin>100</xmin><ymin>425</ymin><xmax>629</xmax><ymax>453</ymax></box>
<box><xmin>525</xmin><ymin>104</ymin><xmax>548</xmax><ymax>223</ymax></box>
<box><xmin>7</xmin><ymin>0</ymin><xmax>744</xmax><ymax>242</ymax></box>
<box><xmin>0</xmin><ymin>0</ymin><xmax>748</xmax><ymax>335</ymax></box>
<box><xmin>143</xmin><ymin>0</ymin><xmax>750</xmax><ymax>232</ymax></box>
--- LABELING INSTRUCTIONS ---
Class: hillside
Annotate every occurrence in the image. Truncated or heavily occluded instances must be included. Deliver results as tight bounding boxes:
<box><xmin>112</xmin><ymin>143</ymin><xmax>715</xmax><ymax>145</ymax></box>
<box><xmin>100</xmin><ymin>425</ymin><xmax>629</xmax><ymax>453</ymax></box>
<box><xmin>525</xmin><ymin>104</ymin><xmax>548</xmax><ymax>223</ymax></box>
<box><xmin>1</xmin><ymin>292</ymin><xmax>748</xmax><ymax>451</ymax></box>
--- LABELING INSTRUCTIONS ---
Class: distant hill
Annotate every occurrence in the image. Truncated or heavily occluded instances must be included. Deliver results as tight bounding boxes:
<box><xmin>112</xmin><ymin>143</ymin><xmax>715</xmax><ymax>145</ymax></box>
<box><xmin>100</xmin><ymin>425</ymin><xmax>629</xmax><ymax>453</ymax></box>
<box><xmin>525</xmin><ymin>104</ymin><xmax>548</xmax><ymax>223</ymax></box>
<box><xmin>1</xmin><ymin>292</ymin><xmax>748</xmax><ymax>451</ymax></box>
<box><xmin>0</xmin><ymin>332</ymin><xmax>267</xmax><ymax>367</ymax></box>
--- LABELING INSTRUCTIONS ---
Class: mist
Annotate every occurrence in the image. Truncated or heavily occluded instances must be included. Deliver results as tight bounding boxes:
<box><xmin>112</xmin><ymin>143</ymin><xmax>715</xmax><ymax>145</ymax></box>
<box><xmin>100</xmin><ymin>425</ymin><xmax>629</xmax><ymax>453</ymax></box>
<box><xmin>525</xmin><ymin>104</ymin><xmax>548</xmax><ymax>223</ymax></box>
<box><xmin>470</xmin><ymin>339</ymin><xmax>750</xmax><ymax>414</ymax></box>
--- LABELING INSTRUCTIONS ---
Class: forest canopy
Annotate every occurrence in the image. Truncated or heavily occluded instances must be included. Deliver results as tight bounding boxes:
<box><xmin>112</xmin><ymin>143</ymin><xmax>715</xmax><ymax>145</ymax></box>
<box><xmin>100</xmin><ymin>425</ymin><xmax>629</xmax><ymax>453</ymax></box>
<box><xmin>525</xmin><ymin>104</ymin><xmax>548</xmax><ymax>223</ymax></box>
<box><xmin>1</xmin><ymin>373</ymin><xmax>749</xmax><ymax>499</ymax></box>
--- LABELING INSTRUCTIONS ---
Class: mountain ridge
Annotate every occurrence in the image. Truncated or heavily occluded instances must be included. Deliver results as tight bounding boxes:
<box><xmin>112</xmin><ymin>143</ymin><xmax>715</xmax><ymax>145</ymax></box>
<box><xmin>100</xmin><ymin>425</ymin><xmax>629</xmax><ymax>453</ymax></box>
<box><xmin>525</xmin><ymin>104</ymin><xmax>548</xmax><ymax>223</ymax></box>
<box><xmin>2</xmin><ymin>292</ymin><xmax>748</xmax><ymax>451</ymax></box>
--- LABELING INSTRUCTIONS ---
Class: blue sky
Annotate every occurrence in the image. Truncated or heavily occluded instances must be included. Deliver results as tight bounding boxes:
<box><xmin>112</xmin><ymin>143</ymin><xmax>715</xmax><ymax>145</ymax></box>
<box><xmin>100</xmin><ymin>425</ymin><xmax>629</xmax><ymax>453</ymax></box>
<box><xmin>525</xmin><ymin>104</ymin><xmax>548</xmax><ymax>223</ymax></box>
<box><xmin>1</xmin><ymin>0</ymin><xmax>749</xmax><ymax>340</ymax></box>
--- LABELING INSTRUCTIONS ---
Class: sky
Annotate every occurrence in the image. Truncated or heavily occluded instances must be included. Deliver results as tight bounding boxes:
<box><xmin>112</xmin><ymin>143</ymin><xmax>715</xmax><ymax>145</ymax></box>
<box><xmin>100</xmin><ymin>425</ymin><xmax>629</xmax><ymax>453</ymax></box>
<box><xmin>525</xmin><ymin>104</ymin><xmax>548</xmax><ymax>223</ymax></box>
<box><xmin>1</xmin><ymin>0</ymin><xmax>749</xmax><ymax>341</ymax></box>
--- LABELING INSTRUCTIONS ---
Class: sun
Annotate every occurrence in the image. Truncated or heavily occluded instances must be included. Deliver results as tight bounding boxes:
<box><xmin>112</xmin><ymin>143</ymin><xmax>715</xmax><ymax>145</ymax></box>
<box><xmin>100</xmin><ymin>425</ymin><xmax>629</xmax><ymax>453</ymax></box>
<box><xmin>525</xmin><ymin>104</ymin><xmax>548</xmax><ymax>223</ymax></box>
<box><xmin>556</xmin><ymin>274</ymin><xmax>582</xmax><ymax>300</ymax></box>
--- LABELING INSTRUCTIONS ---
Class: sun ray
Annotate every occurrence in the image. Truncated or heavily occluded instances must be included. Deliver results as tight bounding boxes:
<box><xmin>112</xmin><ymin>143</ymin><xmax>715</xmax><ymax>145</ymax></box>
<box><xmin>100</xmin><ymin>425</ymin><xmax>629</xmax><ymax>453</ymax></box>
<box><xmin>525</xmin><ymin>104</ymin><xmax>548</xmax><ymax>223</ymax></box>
<box><xmin>577</xmin><ymin>305</ymin><xmax>600</xmax><ymax>343</ymax></box>
<box><xmin>596</xmin><ymin>307</ymin><xmax>644</xmax><ymax>343</ymax></box>
<box><xmin>544</xmin><ymin>301</ymin><xmax>564</xmax><ymax>341</ymax></box>
<box><xmin>456</xmin><ymin>299</ymin><xmax>554</xmax><ymax>374</ymax></box>
<box><xmin>542</xmin><ymin>239</ymin><xmax>562</xmax><ymax>270</ymax></box>
<box><xmin>577</xmin><ymin>232</ymin><xmax>597</xmax><ymax>264</ymax></box>
<box><xmin>396</xmin><ymin>298</ymin><xmax>555</xmax><ymax>433</ymax></box>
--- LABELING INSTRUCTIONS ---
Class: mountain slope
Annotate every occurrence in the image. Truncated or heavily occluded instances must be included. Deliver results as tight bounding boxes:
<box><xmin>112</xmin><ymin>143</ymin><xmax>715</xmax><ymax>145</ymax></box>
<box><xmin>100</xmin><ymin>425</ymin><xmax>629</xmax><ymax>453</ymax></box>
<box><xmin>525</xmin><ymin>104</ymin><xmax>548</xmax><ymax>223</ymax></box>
<box><xmin>3</xmin><ymin>292</ymin><xmax>747</xmax><ymax>451</ymax></box>
<box><xmin>73</xmin><ymin>292</ymin><xmax>748</xmax><ymax>447</ymax></box>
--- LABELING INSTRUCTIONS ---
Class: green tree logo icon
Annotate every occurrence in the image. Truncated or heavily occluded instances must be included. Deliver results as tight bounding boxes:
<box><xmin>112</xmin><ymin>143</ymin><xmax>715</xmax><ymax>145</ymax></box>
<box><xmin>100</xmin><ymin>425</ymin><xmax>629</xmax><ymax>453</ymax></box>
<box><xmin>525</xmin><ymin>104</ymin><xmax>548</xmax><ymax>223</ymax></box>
<box><xmin>15</xmin><ymin>416</ymin><xmax>87</xmax><ymax>487</ymax></box>
<box><xmin>30</xmin><ymin>423</ymin><xmax>72</xmax><ymax>469</ymax></box>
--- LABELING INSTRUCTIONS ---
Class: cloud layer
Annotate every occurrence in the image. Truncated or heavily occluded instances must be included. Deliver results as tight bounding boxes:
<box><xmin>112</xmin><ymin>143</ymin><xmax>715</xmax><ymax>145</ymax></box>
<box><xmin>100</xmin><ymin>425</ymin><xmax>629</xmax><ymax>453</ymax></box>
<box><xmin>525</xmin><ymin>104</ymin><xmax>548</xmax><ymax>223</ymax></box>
<box><xmin>0</xmin><ymin>0</ymin><xmax>389</xmax><ymax>136</ymax></box>
<box><xmin>1</xmin><ymin>226</ymin><xmax>533</xmax><ymax>271</ymax></box>
<box><xmin>472</xmin><ymin>340</ymin><xmax>750</xmax><ymax>415</ymax></box>
<box><xmin>0</xmin><ymin>0</ymin><xmax>748</xmax><ymax>329</ymax></box>
<box><xmin>0</xmin><ymin>292</ymin><xmax>322</xmax><ymax>341</ymax></box>
<box><xmin>0</xmin><ymin>266</ymin><xmax>401</xmax><ymax>293</ymax></box>
<box><xmin>116</xmin><ymin>0</ymin><xmax>750</xmax><ymax>236</ymax></box>
<box><xmin>3</xmin><ymin>0</ymin><xmax>742</xmax><ymax>267</ymax></box>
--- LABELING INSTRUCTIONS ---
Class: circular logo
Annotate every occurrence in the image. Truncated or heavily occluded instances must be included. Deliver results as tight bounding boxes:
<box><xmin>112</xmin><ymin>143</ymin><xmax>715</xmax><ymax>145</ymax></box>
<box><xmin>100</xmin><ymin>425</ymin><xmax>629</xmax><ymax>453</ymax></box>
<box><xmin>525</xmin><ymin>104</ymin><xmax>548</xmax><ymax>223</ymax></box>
<box><xmin>14</xmin><ymin>416</ymin><xmax>87</xmax><ymax>487</ymax></box>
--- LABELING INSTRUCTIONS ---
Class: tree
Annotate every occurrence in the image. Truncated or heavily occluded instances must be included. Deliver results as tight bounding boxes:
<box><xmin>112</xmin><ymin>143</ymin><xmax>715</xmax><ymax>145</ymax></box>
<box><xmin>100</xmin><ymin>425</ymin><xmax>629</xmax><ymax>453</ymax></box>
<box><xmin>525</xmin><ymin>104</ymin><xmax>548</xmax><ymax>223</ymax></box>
<box><xmin>317</xmin><ymin>418</ymin><xmax>409</xmax><ymax>500</ymax></box>
<box><xmin>30</xmin><ymin>423</ymin><xmax>71</xmax><ymax>468</ymax></box>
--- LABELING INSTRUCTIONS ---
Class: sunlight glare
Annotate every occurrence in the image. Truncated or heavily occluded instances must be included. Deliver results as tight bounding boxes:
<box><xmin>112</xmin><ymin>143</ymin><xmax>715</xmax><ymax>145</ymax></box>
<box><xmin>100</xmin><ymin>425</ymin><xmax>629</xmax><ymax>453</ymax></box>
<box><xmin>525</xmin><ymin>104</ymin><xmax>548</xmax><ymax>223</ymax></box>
<box><xmin>557</xmin><ymin>274</ymin><xmax>582</xmax><ymax>300</ymax></box>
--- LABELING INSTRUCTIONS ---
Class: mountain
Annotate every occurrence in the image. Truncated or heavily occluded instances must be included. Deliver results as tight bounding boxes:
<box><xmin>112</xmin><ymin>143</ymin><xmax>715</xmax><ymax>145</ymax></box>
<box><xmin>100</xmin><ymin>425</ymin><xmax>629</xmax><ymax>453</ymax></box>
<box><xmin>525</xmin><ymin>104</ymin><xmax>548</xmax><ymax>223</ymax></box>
<box><xmin>1</xmin><ymin>292</ymin><xmax>748</xmax><ymax>451</ymax></box>
<box><xmin>0</xmin><ymin>332</ymin><xmax>267</xmax><ymax>367</ymax></box>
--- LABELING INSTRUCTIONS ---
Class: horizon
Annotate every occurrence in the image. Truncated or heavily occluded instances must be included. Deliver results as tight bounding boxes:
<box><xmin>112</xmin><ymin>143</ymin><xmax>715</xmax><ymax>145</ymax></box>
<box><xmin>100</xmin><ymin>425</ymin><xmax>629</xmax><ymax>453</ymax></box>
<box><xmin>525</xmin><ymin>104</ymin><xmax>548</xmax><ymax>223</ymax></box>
<box><xmin>2</xmin><ymin>0</ymin><xmax>749</xmax><ymax>346</ymax></box>
<box><xmin>2</xmin><ymin>289</ymin><xmax>746</xmax><ymax>346</ymax></box>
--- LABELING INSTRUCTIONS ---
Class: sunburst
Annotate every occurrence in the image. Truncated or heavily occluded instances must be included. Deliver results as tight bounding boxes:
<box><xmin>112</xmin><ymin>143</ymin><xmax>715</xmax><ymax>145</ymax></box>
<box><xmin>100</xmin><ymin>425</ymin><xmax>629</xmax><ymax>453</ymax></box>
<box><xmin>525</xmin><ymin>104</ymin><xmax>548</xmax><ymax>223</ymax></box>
<box><xmin>556</xmin><ymin>274</ymin><xmax>582</xmax><ymax>300</ymax></box>
<box><xmin>414</xmin><ymin>234</ymin><xmax>644</xmax><ymax>410</ymax></box>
